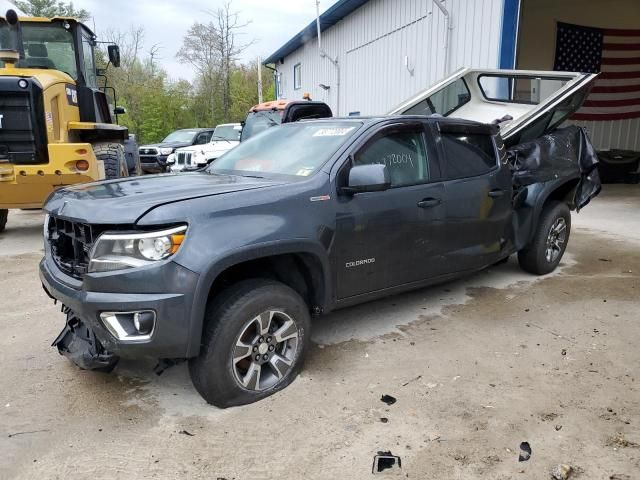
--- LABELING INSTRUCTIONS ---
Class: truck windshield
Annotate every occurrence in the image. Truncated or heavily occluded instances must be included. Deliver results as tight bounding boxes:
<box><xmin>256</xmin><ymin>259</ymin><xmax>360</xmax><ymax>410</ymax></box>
<box><xmin>0</xmin><ymin>22</ymin><xmax>77</xmax><ymax>78</ymax></box>
<box><xmin>208</xmin><ymin>121</ymin><xmax>361</xmax><ymax>178</ymax></box>
<box><xmin>213</xmin><ymin>125</ymin><xmax>241</xmax><ymax>141</ymax></box>
<box><xmin>162</xmin><ymin>130</ymin><xmax>200</xmax><ymax>143</ymax></box>
<box><xmin>241</xmin><ymin>111</ymin><xmax>282</xmax><ymax>141</ymax></box>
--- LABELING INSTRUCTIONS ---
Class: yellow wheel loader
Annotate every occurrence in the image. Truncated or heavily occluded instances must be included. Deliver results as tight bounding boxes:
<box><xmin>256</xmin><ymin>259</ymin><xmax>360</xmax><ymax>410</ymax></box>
<box><xmin>0</xmin><ymin>9</ymin><xmax>137</xmax><ymax>232</ymax></box>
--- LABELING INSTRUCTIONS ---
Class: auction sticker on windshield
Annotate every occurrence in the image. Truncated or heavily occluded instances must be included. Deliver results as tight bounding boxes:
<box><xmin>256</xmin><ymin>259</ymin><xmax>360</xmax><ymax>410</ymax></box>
<box><xmin>313</xmin><ymin>127</ymin><xmax>355</xmax><ymax>137</ymax></box>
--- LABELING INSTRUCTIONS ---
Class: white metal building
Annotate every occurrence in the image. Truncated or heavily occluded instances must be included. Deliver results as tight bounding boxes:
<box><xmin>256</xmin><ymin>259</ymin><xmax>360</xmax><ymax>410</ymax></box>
<box><xmin>264</xmin><ymin>0</ymin><xmax>640</xmax><ymax>153</ymax></box>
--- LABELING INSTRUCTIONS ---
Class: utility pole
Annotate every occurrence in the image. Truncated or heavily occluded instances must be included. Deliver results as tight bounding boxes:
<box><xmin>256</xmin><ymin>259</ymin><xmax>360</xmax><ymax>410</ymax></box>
<box><xmin>257</xmin><ymin>56</ymin><xmax>263</xmax><ymax>104</ymax></box>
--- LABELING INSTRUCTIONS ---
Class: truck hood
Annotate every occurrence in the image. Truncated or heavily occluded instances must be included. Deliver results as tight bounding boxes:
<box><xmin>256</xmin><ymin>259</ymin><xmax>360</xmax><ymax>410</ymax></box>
<box><xmin>140</xmin><ymin>141</ymin><xmax>192</xmax><ymax>151</ymax></box>
<box><xmin>44</xmin><ymin>173</ymin><xmax>283</xmax><ymax>224</ymax></box>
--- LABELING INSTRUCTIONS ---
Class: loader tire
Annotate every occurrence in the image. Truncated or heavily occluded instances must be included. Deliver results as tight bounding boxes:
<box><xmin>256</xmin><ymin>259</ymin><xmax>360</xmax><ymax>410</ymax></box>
<box><xmin>93</xmin><ymin>143</ymin><xmax>128</xmax><ymax>179</ymax></box>
<box><xmin>0</xmin><ymin>209</ymin><xmax>7</xmax><ymax>233</ymax></box>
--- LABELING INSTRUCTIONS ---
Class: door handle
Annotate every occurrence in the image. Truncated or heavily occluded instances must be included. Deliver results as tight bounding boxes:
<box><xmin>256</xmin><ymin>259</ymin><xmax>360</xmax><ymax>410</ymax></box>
<box><xmin>417</xmin><ymin>198</ymin><xmax>441</xmax><ymax>208</ymax></box>
<box><xmin>488</xmin><ymin>189</ymin><xmax>505</xmax><ymax>198</ymax></box>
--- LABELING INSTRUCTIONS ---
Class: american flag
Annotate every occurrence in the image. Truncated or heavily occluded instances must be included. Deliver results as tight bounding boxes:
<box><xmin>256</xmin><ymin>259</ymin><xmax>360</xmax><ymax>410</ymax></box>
<box><xmin>554</xmin><ymin>22</ymin><xmax>640</xmax><ymax>121</ymax></box>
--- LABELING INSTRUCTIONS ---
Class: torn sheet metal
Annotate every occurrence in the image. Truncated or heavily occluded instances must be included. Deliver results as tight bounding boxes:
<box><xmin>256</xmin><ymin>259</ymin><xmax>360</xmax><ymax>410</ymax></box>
<box><xmin>507</xmin><ymin>126</ymin><xmax>602</xmax><ymax>211</ymax></box>
<box><xmin>52</xmin><ymin>313</ymin><xmax>119</xmax><ymax>371</ymax></box>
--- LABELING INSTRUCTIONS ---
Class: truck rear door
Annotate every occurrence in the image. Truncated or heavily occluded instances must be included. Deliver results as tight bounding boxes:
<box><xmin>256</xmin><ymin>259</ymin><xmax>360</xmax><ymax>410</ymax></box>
<box><xmin>433</xmin><ymin>121</ymin><xmax>514</xmax><ymax>272</ymax></box>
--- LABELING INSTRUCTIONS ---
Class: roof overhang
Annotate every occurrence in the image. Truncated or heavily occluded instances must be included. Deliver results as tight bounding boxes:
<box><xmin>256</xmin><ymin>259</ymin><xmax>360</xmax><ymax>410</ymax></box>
<box><xmin>263</xmin><ymin>0</ymin><xmax>370</xmax><ymax>65</ymax></box>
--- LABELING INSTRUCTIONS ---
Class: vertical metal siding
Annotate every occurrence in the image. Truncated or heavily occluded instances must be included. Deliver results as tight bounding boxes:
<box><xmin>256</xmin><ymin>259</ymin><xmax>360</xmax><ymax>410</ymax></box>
<box><xmin>276</xmin><ymin>0</ymin><xmax>504</xmax><ymax>116</ymax></box>
<box><xmin>570</xmin><ymin>118</ymin><xmax>640</xmax><ymax>151</ymax></box>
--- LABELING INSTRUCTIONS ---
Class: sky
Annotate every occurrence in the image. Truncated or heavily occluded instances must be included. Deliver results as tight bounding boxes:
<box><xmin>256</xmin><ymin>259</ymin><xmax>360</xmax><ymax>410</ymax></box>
<box><xmin>0</xmin><ymin>0</ymin><xmax>340</xmax><ymax>82</ymax></box>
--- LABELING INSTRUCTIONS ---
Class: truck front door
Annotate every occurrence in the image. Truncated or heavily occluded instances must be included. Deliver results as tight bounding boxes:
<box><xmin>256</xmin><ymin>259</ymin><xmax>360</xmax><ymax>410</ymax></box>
<box><xmin>332</xmin><ymin>123</ymin><xmax>447</xmax><ymax>299</ymax></box>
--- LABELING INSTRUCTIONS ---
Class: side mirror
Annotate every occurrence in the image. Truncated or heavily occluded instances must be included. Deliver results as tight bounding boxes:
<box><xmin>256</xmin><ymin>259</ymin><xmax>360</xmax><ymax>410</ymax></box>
<box><xmin>113</xmin><ymin>106</ymin><xmax>126</xmax><ymax>115</ymax></box>
<box><xmin>341</xmin><ymin>164</ymin><xmax>391</xmax><ymax>195</ymax></box>
<box><xmin>108</xmin><ymin>45</ymin><xmax>121</xmax><ymax>68</ymax></box>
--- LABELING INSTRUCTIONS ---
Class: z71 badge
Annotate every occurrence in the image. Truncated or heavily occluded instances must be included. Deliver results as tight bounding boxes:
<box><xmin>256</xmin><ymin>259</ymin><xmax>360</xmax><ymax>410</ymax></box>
<box><xmin>65</xmin><ymin>85</ymin><xmax>78</xmax><ymax>106</ymax></box>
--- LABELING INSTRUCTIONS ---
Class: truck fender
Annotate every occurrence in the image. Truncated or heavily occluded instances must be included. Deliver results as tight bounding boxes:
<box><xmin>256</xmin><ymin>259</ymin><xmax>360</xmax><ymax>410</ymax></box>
<box><xmin>513</xmin><ymin>176</ymin><xmax>580</xmax><ymax>250</ymax></box>
<box><xmin>186</xmin><ymin>239</ymin><xmax>332</xmax><ymax>358</ymax></box>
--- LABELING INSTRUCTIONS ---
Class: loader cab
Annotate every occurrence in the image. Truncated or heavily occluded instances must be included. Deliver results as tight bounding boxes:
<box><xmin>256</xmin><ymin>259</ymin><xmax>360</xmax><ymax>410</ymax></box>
<box><xmin>0</xmin><ymin>15</ymin><xmax>121</xmax><ymax>124</ymax></box>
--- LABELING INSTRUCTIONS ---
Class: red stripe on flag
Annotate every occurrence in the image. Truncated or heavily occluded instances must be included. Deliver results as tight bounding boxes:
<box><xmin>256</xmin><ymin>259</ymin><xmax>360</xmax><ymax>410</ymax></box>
<box><xmin>603</xmin><ymin>28</ymin><xmax>640</xmax><ymax>36</ymax></box>
<box><xmin>583</xmin><ymin>98</ymin><xmax>640</xmax><ymax>107</ymax></box>
<box><xmin>601</xmin><ymin>57</ymin><xmax>640</xmax><ymax>65</ymax></box>
<box><xmin>599</xmin><ymin>71</ymin><xmax>640</xmax><ymax>79</ymax></box>
<box><xmin>572</xmin><ymin>111</ymin><xmax>640</xmax><ymax>121</ymax></box>
<box><xmin>591</xmin><ymin>84</ymin><xmax>640</xmax><ymax>93</ymax></box>
<box><xmin>602</xmin><ymin>43</ymin><xmax>640</xmax><ymax>51</ymax></box>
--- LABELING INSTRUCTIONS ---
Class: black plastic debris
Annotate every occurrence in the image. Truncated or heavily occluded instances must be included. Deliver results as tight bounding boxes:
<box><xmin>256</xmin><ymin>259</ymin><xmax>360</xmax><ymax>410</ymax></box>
<box><xmin>518</xmin><ymin>442</ymin><xmax>532</xmax><ymax>462</ymax></box>
<box><xmin>402</xmin><ymin>375</ymin><xmax>422</xmax><ymax>387</ymax></box>
<box><xmin>52</xmin><ymin>313</ymin><xmax>118</xmax><ymax>372</ymax></box>
<box><xmin>372</xmin><ymin>451</ymin><xmax>401</xmax><ymax>474</ymax></box>
<box><xmin>179</xmin><ymin>430</ymin><xmax>194</xmax><ymax>436</ymax></box>
<box><xmin>380</xmin><ymin>395</ymin><xmax>397</xmax><ymax>406</ymax></box>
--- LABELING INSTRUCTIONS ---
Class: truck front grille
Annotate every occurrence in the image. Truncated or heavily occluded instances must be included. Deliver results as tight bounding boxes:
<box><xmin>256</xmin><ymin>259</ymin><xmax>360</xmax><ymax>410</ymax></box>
<box><xmin>176</xmin><ymin>151</ymin><xmax>191</xmax><ymax>166</ymax></box>
<box><xmin>139</xmin><ymin>147</ymin><xmax>159</xmax><ymax>156</ymax></box>
<box><xmin>47</xmin><ymin>216</ymin><xmax>103</xmax><ymax>279</ymax></box>
<box><xmin>0</xmin><ymin>77</ymin><xmax>48</xmax><ymax>164</ymax></box>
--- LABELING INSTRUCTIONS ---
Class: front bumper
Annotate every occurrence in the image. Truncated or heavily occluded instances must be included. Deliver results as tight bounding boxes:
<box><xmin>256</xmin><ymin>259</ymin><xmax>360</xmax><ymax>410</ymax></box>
<box><xmin>40</xmin><ymin>256</ymin><xmax>200</xmax><ymax>360</ymax></box>
<box><xmin>140</xmin><ymin>155</ymin><xmax>169</xmax><ymax>173</ymax></box>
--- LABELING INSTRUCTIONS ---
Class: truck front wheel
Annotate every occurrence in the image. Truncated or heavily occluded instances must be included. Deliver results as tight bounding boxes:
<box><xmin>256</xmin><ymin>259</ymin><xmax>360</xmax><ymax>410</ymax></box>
<box><xmin>93</xmin><ymin>143</ymin><xmax>128</xmax><ymax>179</ymax></box>
<box><xmin>189</xmin><ymin>279</ymin><xmax>311</xmax><ymax>408</ymax></box>
<box><xmin>518</xmin><ymin>201</ymin><xmax>571</xmax><ymax>275</ymax></box>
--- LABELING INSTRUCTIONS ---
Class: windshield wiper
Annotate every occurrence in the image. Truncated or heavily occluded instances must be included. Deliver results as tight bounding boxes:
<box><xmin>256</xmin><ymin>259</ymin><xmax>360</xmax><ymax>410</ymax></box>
<box><xmin>253</xmin><ymin>112</ymin><xmax>279</xmax><ymax>126</ymax></box>
<box><xmin>235</xmin><ymin>173</ymin><xmax>265</xmax><ymax>179</ymax></box>
<box><xmin>207</xmin><ymin>169</ymin><xmax>265</xmax><ymax>179</ymax></box>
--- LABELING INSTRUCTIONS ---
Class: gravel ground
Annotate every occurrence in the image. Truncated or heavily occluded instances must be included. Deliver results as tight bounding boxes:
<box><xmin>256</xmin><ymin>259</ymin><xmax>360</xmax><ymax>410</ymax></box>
<box><xmin>0</xmin><ymin>185</ymin><xmax>638</xmax><ymax>480</ymax></box>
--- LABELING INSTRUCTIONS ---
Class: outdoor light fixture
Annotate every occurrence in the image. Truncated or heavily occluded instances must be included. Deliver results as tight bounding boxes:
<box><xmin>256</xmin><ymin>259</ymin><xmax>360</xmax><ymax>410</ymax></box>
<box><xmin>319</xmin><ymin>83</ymin><xmax>330</xmax><ymax>90</ymax></box>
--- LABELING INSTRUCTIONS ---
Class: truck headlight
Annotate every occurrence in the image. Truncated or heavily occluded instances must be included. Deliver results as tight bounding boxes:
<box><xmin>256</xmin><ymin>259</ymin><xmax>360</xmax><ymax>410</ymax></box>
<box><xmin>166</xmin><ymin>153</ymin><xmax>176</xmax><ymax>164</ymax></box>
<box><xmin>159</xmin><ymin>147</ymin><xmax>174</xmax><ymax>155</ymax></box>
<box><xmin>88</xmin><ymin>226</ymin><xmax>186</xmax><ymax>273</ymax></box>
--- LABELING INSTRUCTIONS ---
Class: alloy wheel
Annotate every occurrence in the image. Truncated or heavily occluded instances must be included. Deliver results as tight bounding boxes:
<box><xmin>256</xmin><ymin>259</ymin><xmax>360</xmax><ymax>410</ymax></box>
<box><xmin>545</xmin><ymin>217</ymin><xmax>567</xmax><ymax>263</ymax></box>
<box><xmin>232</xmin><ymin>310</ymin><xmax>299</xmax><ymax>391</ymax></box>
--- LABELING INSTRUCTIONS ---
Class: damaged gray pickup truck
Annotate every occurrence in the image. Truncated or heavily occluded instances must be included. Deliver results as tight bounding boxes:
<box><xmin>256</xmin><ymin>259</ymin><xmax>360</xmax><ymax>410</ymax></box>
<box><xmin>40</xmin><ymin>69</ymin><xmax>601</xmax><ymax>408</ymax></box>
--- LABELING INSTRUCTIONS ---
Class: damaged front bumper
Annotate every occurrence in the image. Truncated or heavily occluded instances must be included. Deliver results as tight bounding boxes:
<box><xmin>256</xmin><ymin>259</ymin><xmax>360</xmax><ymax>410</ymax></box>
<box><xmin>39</xmin><ymin>256</ymin><xmax>199</xmax><ymax>360</ymax></box>
<box><xmin>52</xmin><ymin>311</ymin><xmax>119</xmax><ymax>371</ymax></box>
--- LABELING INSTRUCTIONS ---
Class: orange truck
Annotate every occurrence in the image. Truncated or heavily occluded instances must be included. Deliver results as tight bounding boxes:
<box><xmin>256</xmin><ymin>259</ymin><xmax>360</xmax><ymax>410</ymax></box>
<box><xmin>240</xmin><ymin>98</ymin><xmax>332</xmax><ymax>142</ymax></box>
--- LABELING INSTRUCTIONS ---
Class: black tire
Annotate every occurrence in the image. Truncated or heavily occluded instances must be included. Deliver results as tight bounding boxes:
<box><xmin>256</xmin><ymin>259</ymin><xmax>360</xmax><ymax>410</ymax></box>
<box><xmin>189</xmin><ymin>279</ymin><xmax>311</xmax><ymax>408</ymax></box>
<box><xmin>0</xmin><ymin>209</ymin><xmax>7</xmax><ymax>233</ymax></box>
<box><xmin>93</xmin><ymin>143</ymin><xmax>128</xmax><ymax>179</ymax></box>
<box><xmin>518</xmin><ymin>201</ymin><xmax>571</xmax><ymax>275</ymax></box>
<box><xmin>123</xmin><ymin>136</ymin><xmax>142</xmax><ymax>176</ymax></box>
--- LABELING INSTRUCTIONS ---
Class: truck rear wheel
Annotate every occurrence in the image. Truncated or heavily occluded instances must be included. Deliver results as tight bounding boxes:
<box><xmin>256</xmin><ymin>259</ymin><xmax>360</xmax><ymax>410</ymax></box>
<box><xmin>518</xmin><ymin>201</ymin><xmax>571</xmax><ymax>275</ymax></box>
<box><xmin>93</xmin><ymin>143</ymin><xmax>128</xmax><ymax>179</ymax></box>
<box><xmin>189</xmin><ymin>279</ymin><xmax>311</xmax><ymax>408</ymax></box>
<box><xmin>0</xmin><ymin>209</ymin><xmax>7</xmax><ymax>233</ymax></box>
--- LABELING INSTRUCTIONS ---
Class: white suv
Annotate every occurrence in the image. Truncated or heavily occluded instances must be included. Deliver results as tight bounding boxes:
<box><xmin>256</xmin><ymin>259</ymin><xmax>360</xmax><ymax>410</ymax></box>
<box><xmin>168</xmin><ymin>123</ymin><xmax>242</xmax><ymax>172</ymax></box>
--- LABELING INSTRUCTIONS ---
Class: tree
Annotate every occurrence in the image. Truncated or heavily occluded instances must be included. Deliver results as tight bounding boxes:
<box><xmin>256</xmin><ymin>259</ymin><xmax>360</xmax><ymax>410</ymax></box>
<box><xmin>10</xmin><ymin>0</ymin><xmax>90</xmax><ymax>22</ymax></box>
<box><xmin>211</xmin><ymin>1</ymin><xmax>253</xmax><ymax>120</ymax></box>
<box><xmin>178</xmin><ymin>0</ymin><xmax>253</xmax><ymax>122</ymax></box>
<box><xmin>177</xmin><ymin>21</ymin><xmax>222</xmax><ymax>122</ymax></box>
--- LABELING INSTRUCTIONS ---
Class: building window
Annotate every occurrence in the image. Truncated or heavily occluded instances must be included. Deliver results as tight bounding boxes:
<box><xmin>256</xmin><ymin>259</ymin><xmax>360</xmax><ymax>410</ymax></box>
<box><xmin>294</xmin><ymin>63</ymin><xmax>301</xmax><ymax>90</ymax></box>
